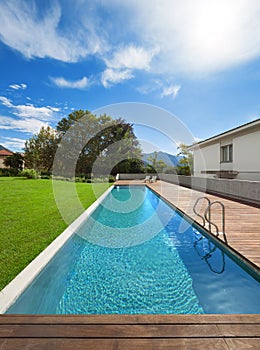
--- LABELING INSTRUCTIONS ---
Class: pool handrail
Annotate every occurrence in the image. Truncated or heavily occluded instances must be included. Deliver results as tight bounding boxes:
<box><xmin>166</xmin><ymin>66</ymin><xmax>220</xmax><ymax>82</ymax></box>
<box><xmin>193</xmin><ymin>197</ymin><xmax>227</xmax><ymax>244</ymax></box>
<box><xmin>205</xmin><ymin>201</ymin><xmax>227</xmax><ymax>244</ymax></box>
<box><xmin>193</xmin><ymin>196</ymin><xmax>211</xmax><ymax>229</ymax></box>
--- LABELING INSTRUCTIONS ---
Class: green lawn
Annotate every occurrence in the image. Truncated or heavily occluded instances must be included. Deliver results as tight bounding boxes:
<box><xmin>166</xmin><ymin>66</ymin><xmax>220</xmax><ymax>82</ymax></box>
<box><xmin>0</xmin><ymin>177</ymin><xmax>110</xmax><ymax>290</ymax></box>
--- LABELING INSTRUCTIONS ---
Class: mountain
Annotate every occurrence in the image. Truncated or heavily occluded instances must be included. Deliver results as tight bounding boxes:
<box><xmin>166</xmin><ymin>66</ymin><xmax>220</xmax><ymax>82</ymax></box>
<box><xmin>142</xmin><ymin>151</ymin><xmax>180</xmax><ymax>167</ymax></box>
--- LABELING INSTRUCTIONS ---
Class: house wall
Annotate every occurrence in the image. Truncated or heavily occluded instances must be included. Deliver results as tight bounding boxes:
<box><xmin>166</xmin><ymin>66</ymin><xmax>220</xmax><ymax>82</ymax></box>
<box><xmin>0</xmin><ymin>156</ymin><xmax>7</xmax><ymax>168</ymax></box>
<box><xmin>193</xmin><ymin>143</ymin><xmax>220</xmax><ymax>178</ymax></box>
<box><xmin>233</xmin><ymin>130</ymin><xmax>260</xmax><ymax>181</ymax></box>
<box><xmin>193</xmin><ymin>126</ymin><xmax>260</xmax><ymax>181</ymax></box>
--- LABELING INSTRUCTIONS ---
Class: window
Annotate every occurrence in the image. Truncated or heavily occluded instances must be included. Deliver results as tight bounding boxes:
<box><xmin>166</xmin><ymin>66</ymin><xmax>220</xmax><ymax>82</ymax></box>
<box><xmin>221</xmin><ymin>144</ymin><xmax>233</xmax><ymax>162</ymax></box>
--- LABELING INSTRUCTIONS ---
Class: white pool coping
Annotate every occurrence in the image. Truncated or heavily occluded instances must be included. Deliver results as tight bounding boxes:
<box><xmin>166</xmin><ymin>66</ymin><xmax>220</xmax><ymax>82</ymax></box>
<box><xmin>0</xmin><ymin>186</ymin><xmax>113</xmax><ymax>314</ymax></box>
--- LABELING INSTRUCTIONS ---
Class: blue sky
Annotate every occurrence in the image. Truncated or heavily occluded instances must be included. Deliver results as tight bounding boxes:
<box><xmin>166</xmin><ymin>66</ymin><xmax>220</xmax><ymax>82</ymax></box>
<box><xmin>0</xmin><ymin>0</ymin><xmax>260</xmax><ymax>154</ymax></box>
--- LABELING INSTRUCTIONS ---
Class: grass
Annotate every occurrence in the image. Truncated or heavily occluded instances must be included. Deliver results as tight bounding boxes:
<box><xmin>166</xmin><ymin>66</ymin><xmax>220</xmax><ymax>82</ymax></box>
<box><xmin>0</xmin><ymin>177</ymin><xmax>110</xmax><ymax>290</ymax></box>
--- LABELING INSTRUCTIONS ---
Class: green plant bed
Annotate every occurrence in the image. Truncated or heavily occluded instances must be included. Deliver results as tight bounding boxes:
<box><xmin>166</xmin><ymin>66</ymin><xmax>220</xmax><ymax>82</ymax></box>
<box><xmin>0</xmin><ymin>177</ymin><xmax>110</xmax><ymax>290</ymax></box>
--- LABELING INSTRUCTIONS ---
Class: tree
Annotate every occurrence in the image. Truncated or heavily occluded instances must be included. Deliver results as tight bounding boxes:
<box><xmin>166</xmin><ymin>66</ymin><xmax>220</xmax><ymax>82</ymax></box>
<box><xmin>56</xmin><ymin>110</ymin><xmax>143</xmax><ymax>176</ymax></box>
<box><xmin>175</xmin><ymin>143</ymin><xmax>193</xmax><ymax>176</ymax></box>
<box><xmin>163</xmin><ymin>166</ymin><xmax>177</xmax><ymax>174</ymax></box>
<box><xmin>146</xmin><ymin>151</ymin><xmax>167</xmax><ymax>173</ymax></box>
<box><xmin>3</xmin><ymin>152</ymin><xmax>24</xmax><ymax>172</ymax></box>
<box><xmin>23</xmin><ymin>110</ymin><xmax>143</xmax><ymax>176</ymax></box>
<box><xmin>24</xmin><ymin>126</ymin><xmax>59</xmax><ymax>172</ymax></box>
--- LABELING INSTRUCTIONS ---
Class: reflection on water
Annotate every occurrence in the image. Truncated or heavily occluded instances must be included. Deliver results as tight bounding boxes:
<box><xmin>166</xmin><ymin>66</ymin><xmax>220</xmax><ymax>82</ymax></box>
<box><xmin>193</xmin><ymin>230</ymin><xmax>225</xmax><ymax>274</ymax></box>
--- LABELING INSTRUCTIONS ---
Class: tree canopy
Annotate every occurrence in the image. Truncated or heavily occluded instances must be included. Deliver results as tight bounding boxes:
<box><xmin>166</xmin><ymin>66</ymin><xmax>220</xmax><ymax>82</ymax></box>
<box><xmin>24</xmin><ymin>110</ymin><xmax>143</xmax><ymax>176</ymax></box>
<box><xmin>24</xmin><ymin>126</ymin><xmax>59</xmax><ymax>172</ymax></box>
<box><xmin>3</xmin><ymin>152</ymin><xmax>24</xmax><ymax>172</ymax></box>
<box><xmin>175</xmin><ymin>143</ymin><xmax>193</xmax><ymax>176</ymax></box>
<box><xmin>146</xmin><ymin>151</ymin><xmax>167</xmax><ymax>173</ymax></box>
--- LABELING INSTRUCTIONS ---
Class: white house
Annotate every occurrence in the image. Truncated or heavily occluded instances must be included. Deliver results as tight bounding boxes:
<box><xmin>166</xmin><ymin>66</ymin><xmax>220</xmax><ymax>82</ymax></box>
<box><xmin>190</xmin><ymin>118</ymin><xmax>260</xmax><ymax>181</ymax></box>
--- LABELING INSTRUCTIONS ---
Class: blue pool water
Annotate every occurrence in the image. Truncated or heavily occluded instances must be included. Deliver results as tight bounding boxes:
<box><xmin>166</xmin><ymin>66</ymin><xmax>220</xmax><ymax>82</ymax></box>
<box><xmin>7</xmin><ymin>186</ymin><xmax>260</xmax><ymax>314</ymax></box>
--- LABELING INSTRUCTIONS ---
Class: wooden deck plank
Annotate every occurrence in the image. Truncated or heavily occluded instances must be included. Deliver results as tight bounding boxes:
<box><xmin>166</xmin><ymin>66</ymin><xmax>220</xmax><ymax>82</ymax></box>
<box><xmin>0</xmin><ymin>324</ymin><xmax>222</xmax><ymax>338</ymax></box>
<box><xmin>225</xmin><ymin>338</ymin><xmax>260</xmax><ymax>350</ymax></box>
<box><xmin>0</xmin><ymin>315</ymin><xmax>260</xmax><ymax>349</ymax></box>
<box><xmin>1</xmin><ymin>314</ymin><xmax>259</xmax><ymax>324</ymax></box>
<box><xmin>0</xmin><ymin>338</ymin><xmax>231</xmax><ymax>350</ymax></box>
<box><xmin>1</xmin><ymin>322</ymin><xmax>259</xmax><ymax>339</ymax></box>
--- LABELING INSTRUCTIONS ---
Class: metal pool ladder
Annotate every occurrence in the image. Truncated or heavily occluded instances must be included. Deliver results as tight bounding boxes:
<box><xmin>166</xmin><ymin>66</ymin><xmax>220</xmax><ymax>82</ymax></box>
<box><xmin>193</xmin><ymin>197</ymin><xmax>228</xmax><ymax>244</ymax></box>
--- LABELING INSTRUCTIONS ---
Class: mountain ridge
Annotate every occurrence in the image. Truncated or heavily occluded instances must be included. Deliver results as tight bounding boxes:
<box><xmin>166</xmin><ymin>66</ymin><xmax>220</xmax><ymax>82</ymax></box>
<box><xmin>142</xmin><ymin>151</ymin><xmax>180</xmax><ymax>167</ymax></box>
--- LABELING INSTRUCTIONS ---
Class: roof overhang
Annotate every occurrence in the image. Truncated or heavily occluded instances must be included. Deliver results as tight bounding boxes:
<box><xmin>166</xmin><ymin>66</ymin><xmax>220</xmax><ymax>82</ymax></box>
<box><xmin>189</xmin><ymin>118</ymin><xmax>260</xmax><ymax>150</ymax></box>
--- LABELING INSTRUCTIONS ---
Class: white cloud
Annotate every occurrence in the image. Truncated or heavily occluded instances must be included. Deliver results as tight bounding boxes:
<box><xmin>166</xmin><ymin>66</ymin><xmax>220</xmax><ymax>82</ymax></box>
<box><xmin>0</xmin><ymin>95</ymin><xmax>60</xmax><ymax>136</ymax></box>
<box><xmin>0</xmin><ymin>137</ymin><xmax>26</xmax><ymax>151</ymax></box>
<box><xmin>101</xmin><ymin>68</ymin><xmax>133</xmax><ymax>88</ymax></box>
<box><xmin>137</xmin><ymin>80</ymin><xmax>181</xmax><ymax>99</ymax></box>
<box><xmin>161</xmin><ymin>85</ymin><xmax>181</xmax><ymax>99</ymax></box>
<box><xmin>101</xmin><ymin>45</ymin><xmax>157</xmax><ymax>87</ymax></box>
<box><xmin>1</xmin><ymin>0</ymin><xmax>260</xmax><ymax>82</ymax></box>
<box><xmin>0</xmin><ymin>1</ymin><xmax>103</xmax><ymax>62</ymax></box>
<box><xmin>0</xmin><ymin>115</ymin><xmax>48</xmax><ymax>134</ymax></box>
<box><xmin>0</xmin><ymin>96</ymin><xmax>13</xmax><ymax>108</ymax></box>
<box><xmin>13</xmin><ymin>104</ymin><xmax>58</xmax><ymax>121</ymax></box>
<box><xmin>105</xmin><ymin>45</ymin><xmax>157</xmax><ymax>71</ymax></box>
<box><xmin>0</xmin><ymin>96</ymin><xmax>59</xmax><ymax>121</ymax></box>
<box><xmin>106</xmin><ymin>0</ymin><xmax>260</xmax><ymax>75</ymax></box>
<box><xmin>51</xmin><ymin>76</ymin><xmax>89</xmax><ymax>89</ymax></box>
<box><xmin>9</xmin><ymin>83</ymin><xmax>27</xmax><ymax>90</ymax></box>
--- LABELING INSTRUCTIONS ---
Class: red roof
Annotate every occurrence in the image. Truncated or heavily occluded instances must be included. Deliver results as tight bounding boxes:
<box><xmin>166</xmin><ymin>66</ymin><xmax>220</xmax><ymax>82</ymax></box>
<box><xmin>0</xmin><ymin>145</ymin><xmax>13</xmax><ymax>156</ymax></box>
<box><xmin>0</xmin><ymin>150</ymin><xmax>13</xmax><ymax>156</ymax></box>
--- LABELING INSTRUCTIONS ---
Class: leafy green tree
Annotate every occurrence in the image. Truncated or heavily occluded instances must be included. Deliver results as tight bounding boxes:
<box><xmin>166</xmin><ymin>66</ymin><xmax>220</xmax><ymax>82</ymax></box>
<box><xmin>175</xmin><ymin>143</ymin><xmax>193</xmax><ymax>176</ymax></box>
<box><xmin>24</xmin><ymin>110</ymin><xmax>143</xmax><ymax>176</ymax></box>
<box><xmin>146</xmin><ymin>151</ymin><xmax>167</xmax><ymax>173</ymax></box>
<box><xmin>24</xmin><ymin>126</ymin><xmax>59</xmax><ymax>172</ymax></box>
<box><xmin>3</xmin><ymin>152</ymin><xmax>24</xmax><ymax>171</ymax></box>
<box><xmin>163</xmin><ymin>166</ymin><xmax>177</xmax><ymax>174</ymax></box>
<box><xmin>57</xmin><ymin>110</ymin><xmax>143</xmax><ymax>176</ymax></box>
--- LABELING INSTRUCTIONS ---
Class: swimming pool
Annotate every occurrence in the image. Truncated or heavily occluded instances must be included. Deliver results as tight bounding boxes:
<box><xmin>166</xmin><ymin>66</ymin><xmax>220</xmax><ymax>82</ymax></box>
<box><xmin>4</xmin><ymin>186</ymin><xmax>260</xmax><ymax>314</ymax></box>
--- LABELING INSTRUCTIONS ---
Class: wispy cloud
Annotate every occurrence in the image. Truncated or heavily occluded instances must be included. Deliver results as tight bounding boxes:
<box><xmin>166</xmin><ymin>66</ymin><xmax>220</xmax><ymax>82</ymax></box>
<box><xmin>101</xmin><ymin>68</ymin><xmax>133</xmax><ymax>88</ymax></box>
<box><xmin>0</xmin><ymin>96</ymin><xmax>59</xmax><ymax>121</ymax></box>
<box><xmin>1</xmin><ymin>0</ymin><xmax>260</xmax><ymax>85</ymax></box>
<box><xmin>0</xmin><ymin>96</ymin><xmax>13</xmax><ymax>108</ymax></box>
<box><xmin>0</xmin><ymin>115</ymin><xmax>48</xmax><ymax>134</ymax></box>
<box><xmin>101</xmin><ymin>45</ymin><xmax>157</xmax><ymax>88</ymax></box>
<box><xmin>51</xmin><ymin>76</ymin><xmax>89</xmax><ymax>89</ymax></box>
<box><xmin>0</xmin><ymin>94</ymin><xmax>60</xmax><ymax>136</ymax></box>
<box><xmin>0</xmin><ymin>1</ymin><xmax>103</xmax><ymax>62</ymax></box>
<box><xmin>137</xmin><ymin>80</ymin><xmax>181</xmax><ymax>99</ymax></box>
<box><xmin>9</xmin><ymin>83</ymin><xmax>27</xmax><ymax>90</ymax></box>
<box><xmin>161</xmin><ymin>85</ymin><xmax>181</xmax><ymax>99</ymax></box>
<box><xmin>0</xmin><ymin>137</ymin><xmax>26</xmax><ymax>151</ymax></box>
<box><xmin>113</xmin><ymin>0</ymin><xmax>260</xmax><ymax>75</ymax></box>
<box><xmin>105</xmin><ymin>45</ymin><xmax>157</xmax><ymax>71</ymax></box>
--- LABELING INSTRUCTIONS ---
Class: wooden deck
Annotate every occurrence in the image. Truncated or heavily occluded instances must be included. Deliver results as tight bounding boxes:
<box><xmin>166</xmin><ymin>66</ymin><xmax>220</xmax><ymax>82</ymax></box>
<box><xmin>117</xmin><ymin>180</ymin><xmax>260</xmax><ymax>269</ymax></box>
<box><xmin>0</xmin><ymin>314</ymin><xmax>260</xmax><ymax>349</ymax></box>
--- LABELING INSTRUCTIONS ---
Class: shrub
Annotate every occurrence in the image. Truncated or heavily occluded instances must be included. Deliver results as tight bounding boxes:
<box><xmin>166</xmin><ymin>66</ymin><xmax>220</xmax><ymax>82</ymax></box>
<box><xmin>20</xmin><ymin>169</ymin><xmax>39</xmax><ymax>179</ymax></box>
<box><xmin>40</xmin><ymin>175</ymin><xmax>51</xmax><ymax>179</ymax></box>
<box><xmin>0</xmin><ymin>168</ymin><xmax>19</xmax><ymax>177</ymax></box>
<box><xmin>40</xmin><ymin>171</ymin><xmax>52</xmax><ymax>176</ymax></box>
<box><xmin>109</xmin><ymin>175</ymin><xmax>115</xmax><ymax>183</ymax></box>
